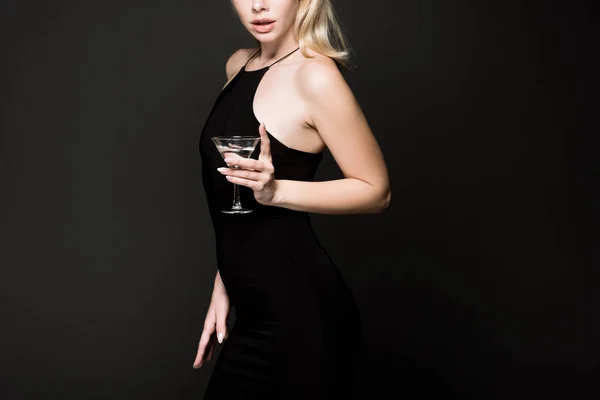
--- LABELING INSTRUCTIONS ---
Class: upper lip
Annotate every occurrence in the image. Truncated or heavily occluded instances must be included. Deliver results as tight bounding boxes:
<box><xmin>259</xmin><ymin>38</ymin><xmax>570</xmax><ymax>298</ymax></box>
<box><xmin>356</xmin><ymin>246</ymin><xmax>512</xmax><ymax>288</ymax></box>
<box><xmin>252</xmin><ymin>18</ymin><xmax>275</xmax><ymax>24</ymax></box>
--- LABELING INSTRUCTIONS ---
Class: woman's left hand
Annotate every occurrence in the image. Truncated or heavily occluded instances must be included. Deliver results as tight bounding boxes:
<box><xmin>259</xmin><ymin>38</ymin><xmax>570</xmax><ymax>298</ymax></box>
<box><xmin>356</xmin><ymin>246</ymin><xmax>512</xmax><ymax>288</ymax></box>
<box><xmin>217</xmin><ymin>122</ymin><xmax>278</xmax><ymax>206</ymax></box>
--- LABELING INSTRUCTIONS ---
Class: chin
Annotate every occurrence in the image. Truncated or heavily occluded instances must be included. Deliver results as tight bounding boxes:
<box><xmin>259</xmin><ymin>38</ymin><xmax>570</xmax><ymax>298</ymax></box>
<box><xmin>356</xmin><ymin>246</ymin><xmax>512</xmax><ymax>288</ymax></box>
<box><xmin>251</xmin><ymin>34</ymin><xmax>280</xmax><ymax>44</ymax></box>
<box><xmin>255</xmin><ymin>36</ymin><xmax>278</xmax><ymax>43</ymax></box>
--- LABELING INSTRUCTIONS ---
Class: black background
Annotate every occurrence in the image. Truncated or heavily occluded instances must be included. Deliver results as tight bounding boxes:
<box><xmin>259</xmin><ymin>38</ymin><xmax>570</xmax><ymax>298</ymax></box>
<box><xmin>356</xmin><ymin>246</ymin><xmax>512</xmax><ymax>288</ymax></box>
<box><xmin>0</xmin><ymin>0</ymin><xmax>592</xmax><ymax>399</ymax></box>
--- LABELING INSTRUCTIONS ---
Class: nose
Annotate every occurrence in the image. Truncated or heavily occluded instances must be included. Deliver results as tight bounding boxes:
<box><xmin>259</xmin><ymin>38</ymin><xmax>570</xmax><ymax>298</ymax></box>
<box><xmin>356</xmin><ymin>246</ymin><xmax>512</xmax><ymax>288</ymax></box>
<box><xmin>252</xmin><ymin>0</ymin><xmax>268</xmax><ymax>12</ymax></box>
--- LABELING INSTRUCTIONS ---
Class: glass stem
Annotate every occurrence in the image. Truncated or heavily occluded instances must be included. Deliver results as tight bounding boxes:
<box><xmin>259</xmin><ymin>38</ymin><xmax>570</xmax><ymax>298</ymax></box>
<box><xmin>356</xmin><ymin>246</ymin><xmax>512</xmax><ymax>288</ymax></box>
<box><xmin>232</xmin><ymin>183</ymin><xmax>242</xmax><ymax>210</ymax></box>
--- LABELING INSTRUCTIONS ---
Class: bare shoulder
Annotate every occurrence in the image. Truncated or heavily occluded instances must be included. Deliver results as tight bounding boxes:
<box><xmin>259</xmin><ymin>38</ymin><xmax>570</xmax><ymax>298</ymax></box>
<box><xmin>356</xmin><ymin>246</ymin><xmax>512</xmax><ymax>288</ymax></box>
<box><xmin>295</xmin><ymin>50</ymin><xmax>349</xmax><ymax>99</ymax></box>
<box><xmin>225</xmin><ymin>47</ymin><xmax>260</xmax><ymax>80</ymax></box>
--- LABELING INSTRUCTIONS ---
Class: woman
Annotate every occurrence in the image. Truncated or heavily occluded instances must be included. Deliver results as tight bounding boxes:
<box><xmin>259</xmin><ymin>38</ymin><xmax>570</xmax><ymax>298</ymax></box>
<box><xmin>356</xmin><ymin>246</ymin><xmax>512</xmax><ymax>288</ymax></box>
<box><xmin>195</xmin><ymin>0</ymin><xmax>391</xmax><ymax>398</ymax></box>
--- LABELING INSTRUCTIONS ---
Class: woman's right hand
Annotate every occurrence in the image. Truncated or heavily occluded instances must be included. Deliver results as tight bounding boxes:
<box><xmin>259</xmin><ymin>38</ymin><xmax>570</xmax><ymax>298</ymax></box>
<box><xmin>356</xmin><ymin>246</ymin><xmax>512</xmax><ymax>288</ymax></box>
<box><xmin>193</xmin><ymin>287</ymin><xmax>230</xmax><ymax>369</ymax></box>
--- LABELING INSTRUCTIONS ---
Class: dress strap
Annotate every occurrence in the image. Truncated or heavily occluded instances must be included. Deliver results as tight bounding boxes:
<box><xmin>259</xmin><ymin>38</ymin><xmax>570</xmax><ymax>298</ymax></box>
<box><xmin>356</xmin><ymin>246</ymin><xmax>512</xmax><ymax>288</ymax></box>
<box><xmin>242</xmin><ymin>47</ymin><xmax>300</xmax><ymax>71</ymax></box>
<box><xmin>243</xmin><ymin>49</ymin><xmax>262</xmax><ymax>67</ymax></box>
<box><xmin>268</xmin><ymin>47</ymin><xmax>300</xmax><ymax>67</ymax></box>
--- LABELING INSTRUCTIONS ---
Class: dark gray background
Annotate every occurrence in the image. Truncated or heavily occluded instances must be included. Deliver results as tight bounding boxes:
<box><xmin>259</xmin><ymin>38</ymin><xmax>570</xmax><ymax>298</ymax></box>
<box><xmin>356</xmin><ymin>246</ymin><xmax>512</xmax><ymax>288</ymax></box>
<box><xmin>0</xmin><ymin>0</ymin><xmax>592</xmax><ymax>399</ymax></box>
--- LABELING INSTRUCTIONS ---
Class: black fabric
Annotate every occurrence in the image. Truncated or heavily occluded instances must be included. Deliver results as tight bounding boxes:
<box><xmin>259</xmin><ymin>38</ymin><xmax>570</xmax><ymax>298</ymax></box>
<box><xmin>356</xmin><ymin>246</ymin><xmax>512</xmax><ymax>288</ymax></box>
<box><xmin>198</xmin><ymin>50</ymin><xmax>362</xmax><ymax>399</ymax></box>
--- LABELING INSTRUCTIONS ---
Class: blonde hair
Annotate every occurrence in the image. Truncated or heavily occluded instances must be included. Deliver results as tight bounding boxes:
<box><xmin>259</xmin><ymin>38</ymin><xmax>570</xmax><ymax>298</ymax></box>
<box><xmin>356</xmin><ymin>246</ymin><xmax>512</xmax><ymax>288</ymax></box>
<box><xmin>294</xmin><ymin>0</ymin><xmax>352</xmax><ymax>69</ymax></box>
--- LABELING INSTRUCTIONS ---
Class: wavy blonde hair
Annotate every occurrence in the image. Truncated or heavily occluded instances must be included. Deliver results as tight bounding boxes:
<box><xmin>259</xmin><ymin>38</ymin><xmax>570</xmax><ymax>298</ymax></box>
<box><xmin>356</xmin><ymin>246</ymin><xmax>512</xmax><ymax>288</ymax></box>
<box><xmin>294</xmin><ymin>0</ymin><xmax>352</xmax><ymax>69</ymax></box>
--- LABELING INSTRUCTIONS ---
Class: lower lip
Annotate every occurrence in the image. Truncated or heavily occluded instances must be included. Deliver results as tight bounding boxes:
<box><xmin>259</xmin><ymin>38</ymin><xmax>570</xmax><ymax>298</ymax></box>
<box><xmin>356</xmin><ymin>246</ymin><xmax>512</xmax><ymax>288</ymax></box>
<box><xmin>252</xmin><ymin>22</ymin><xmax>275</xmax><ymax>33</ymax></box>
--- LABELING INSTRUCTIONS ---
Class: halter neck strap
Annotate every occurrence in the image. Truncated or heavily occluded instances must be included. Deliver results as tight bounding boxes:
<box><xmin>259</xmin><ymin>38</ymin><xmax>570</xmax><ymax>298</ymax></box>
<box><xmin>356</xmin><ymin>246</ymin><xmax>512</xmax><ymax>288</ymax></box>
<box><xmin>244</xmin><ymin>47</ymin><xmax>300</xmax><ymax>70</ymax></box>
<box><xmin>267</xmin><ymin>47</ymin><xmax>300</xmax><ymax>67</ymax></box>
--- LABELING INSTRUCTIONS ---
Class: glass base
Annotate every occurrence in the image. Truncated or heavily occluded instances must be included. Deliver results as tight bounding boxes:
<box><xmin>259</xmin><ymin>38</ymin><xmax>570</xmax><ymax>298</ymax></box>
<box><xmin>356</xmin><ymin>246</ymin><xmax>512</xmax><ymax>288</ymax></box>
<box><xmin>221</xmin><ymin>207</ymin><xmax>253</xmax><ymax>214</ymax></box>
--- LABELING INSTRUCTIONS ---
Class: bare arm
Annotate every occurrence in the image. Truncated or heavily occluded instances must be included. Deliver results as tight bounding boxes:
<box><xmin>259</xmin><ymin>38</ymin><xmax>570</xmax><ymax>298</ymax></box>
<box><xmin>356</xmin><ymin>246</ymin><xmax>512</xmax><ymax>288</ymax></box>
<box><xmin>271</xmin><ymin>60</ymin><xmax>391</xmax><ymax>214</ymax></box>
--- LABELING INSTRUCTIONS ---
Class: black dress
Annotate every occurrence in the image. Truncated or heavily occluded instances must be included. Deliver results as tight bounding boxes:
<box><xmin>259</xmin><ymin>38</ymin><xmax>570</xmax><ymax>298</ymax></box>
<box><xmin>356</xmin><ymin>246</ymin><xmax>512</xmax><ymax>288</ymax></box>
<box><xmin>199</xmin><ymin>48</ymin><xmax>363</xmax><ymax>399</ymax></box>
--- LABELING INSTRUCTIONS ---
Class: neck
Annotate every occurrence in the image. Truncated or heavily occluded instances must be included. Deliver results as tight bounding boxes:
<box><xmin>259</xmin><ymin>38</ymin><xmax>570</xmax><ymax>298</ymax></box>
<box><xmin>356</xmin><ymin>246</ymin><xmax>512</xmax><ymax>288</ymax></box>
<box><xmin>257</xmin><ymin>33</ymin><xmax>299</xmax><ymax>65</ymax></box>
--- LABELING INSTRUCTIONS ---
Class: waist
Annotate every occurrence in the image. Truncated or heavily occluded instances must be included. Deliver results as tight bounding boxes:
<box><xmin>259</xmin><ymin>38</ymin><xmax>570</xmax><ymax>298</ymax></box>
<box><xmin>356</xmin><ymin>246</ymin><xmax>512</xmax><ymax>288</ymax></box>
<box><xmin>212</xmin><ymin>211</ymin><xmax>316</xmax><ymax>260</ymax></box>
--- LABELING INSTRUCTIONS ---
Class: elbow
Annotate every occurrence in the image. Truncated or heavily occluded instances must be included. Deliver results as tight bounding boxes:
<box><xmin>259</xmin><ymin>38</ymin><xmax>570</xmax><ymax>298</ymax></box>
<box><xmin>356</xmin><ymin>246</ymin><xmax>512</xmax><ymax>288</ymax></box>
<box><xmin>375</xmin><ymin>188</ymin><xmax>391</xmax><ymax>214</ymax></box>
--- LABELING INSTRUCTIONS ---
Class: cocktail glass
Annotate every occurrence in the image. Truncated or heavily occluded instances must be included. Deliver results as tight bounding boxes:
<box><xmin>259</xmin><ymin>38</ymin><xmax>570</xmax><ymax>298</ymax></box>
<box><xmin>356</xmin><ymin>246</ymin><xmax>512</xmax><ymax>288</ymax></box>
<box><xmin>211</xmin><ymin>136</ymin><xmax>261</xmax><ymax>214</ymax></box>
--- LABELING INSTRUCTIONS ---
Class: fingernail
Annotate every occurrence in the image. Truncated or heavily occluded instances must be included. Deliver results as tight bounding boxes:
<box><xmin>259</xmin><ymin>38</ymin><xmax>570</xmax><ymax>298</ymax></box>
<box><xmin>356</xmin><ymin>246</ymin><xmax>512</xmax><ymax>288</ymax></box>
<box><xmin>217</xmin><ymin>332</ymin><xmax>224</xmax><ymax>343</ymax></box>
<box><xmin>224</xmin><ymin>158</ymin><xmax>232</xmax><ymax>163</ymax></box>
<box><xmin>217</xmin><ymin>167</ymin><xmax>226</xmax><ymax>172</ymax></box>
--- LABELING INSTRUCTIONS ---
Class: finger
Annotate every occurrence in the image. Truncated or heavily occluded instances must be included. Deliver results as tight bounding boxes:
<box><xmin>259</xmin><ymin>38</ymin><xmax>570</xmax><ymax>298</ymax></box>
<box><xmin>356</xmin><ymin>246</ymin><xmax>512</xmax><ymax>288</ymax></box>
<box><xmin>193</xmin><ymin>322</ymin><xmax>215</xmax><ymax>368</ymax></box>
<box><xmin>206</xmin><ymin>336</ymin><xmax>215</xmax><ymax>361</ymax></box>
<box><xmin>258</xmin><ymin>123</ymin><xmax>272</xmax><ymax>161</ymax></box>
<box><xmin>222</xmin><ymin>152</ymin><xmax>243</xmax><ymax>168</ymax></box>
<box><xmin>225</xmin><ymin>175</ymin><xmax>265</xmax><ymax>191</ymax></box>
<box><xmin>218</xmin><ymin>168</ymin><xmax>263</xmax><ymax>181</ymax></box>
<box><xmin>193</xmin><ymin>331</ymin><xmax>211</xmax><ymax>368</ymax></box>
<box><xmin>193</xmin><ymin>333</ymin><xmax>209</xmax><ymax>367</ymax></box>
<box><xmin>224</xmin><ymin>156</ymin><xmax>271</xmax><ymax>173</ymax></box>
<box><xmin>215</xmin><ymin>310</ymin><xmax>228</xmax><ymax>344</ymax></box>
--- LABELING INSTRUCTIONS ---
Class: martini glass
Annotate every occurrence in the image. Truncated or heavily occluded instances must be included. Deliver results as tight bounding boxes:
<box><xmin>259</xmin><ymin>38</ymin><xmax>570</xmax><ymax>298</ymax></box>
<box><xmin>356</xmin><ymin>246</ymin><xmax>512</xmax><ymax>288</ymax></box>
<box><xmin>211</xmin><ymin>136</ymin><xmax>261</xmax><ymax>214</ymax></box>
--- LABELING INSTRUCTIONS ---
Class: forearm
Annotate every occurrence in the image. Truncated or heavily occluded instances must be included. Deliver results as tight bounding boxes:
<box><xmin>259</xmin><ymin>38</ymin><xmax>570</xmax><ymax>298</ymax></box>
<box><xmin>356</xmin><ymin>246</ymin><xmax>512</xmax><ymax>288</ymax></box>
<box><xmin>272</xmin><ymin>178</ymin><xmax>390</xmax><ymax>215</ymax></box>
